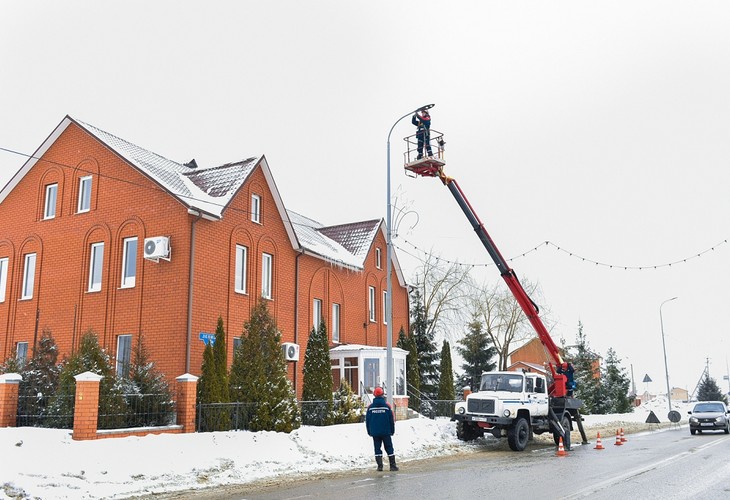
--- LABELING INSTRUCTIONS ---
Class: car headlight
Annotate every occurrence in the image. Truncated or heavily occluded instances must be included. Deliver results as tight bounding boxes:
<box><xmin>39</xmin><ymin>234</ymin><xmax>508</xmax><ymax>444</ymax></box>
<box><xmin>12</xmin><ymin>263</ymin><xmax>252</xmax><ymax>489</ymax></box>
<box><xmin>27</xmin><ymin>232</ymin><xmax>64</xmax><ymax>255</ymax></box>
<box><xmin>503</xmin><ymin>409</ymin><xmax>511</xmax><ymax>417</ymax></box>
<box><xmin>689</xmin><ymin>417</ymin><xmax>698</xmax><ymax>424</ymax></box>
<box><xmin>715</xmin><ymin>416</ymin><xmax>725</xmax><ymax>424</ymax></box>
<box><xmin>458</xmin><ymin>406</ymin><xmax>465</xmax><ymax>415</ymax></box>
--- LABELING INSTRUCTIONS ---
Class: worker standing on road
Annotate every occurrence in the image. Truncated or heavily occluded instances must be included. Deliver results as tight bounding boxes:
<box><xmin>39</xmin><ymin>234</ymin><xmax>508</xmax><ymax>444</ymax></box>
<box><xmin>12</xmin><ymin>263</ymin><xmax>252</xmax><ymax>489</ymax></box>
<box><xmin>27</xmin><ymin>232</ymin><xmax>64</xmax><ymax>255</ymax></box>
<box><xmin>412</xmin><ymin>109</ymin><xmax>432</xmax><ymax>159</ymax></box>
<box><xmin>365</xmin><ymin>386</ymin><xmax>399</xmax><ymax>471</ymax></box>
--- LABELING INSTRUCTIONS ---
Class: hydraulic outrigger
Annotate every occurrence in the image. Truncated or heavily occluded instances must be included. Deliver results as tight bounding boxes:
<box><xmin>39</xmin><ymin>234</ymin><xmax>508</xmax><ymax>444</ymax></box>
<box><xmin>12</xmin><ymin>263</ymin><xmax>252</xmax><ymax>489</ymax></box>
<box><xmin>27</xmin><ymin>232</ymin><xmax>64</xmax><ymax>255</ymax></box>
<box><xmin>403</xmin><ymin>135</ymin><xmax>588</xmax><ymax>447</ymax></box>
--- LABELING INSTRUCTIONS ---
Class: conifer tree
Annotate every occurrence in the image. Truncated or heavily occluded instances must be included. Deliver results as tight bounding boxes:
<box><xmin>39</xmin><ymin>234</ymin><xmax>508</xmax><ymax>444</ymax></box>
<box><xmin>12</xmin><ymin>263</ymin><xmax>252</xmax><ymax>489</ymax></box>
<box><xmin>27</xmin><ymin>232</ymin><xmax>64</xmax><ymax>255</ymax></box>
<box><xmin>410</xmin><ymin>288</ymin><xmax>439</xmax><ymax>399</ymax></box>
<box><xmin>698</xmin><ymin>374</ymin><xmax>728</xmax><ymax>404</ymax></box>
<box><xmin>437</xmin><ymin>340</ymin><xmax>455</xmax><ymax>401</ymax></box>
<box><xmin>567</xmin><ymin>321</ymin><xmax>601</xmax><ymax>414</ymax></box>
<box><xmin>18</xmin><ymin>329</ymin><xmax>62</xmax><ymax>425</ymax></box>
<box><xmin>129</xmin><ymin>333</ymin><xmax>174</xmax><ymax>426</ymax></box>
<box><xmin>230</xmin><ymin>299</ymin><xmax>300</xmax><ymax>432</ymax></box>
<box><xmin>213</xmin><ymin>316</ymin><xmax>230</xmax><ymax>403</ymax></box>
<box><xmin>332</xmin><ymin>379</ymin><xmax>365</xmax><ymax>424</ymax></box>
<box><xmin>455</xmin><ymin>315</ymin><xmax>497</xmax><ymax>392</ymax></box>
<box><xmin>397</xmin><ymin>327</ymin><xmax>420</xmax><ymax>410</ymax></box>
<box><xmin>601</xmin><ymin>347</ymin><xmax>633</xmax><ymax>413</ymax></box>
<box><xmin>301</xmin><ymin>322</ymin><xmax>334</xmax><ymax>425</ymax></box>
<box><xmin>47</xmin><ymin>330</ymin><xmax>127</xmax><ymax>428</ymax></box>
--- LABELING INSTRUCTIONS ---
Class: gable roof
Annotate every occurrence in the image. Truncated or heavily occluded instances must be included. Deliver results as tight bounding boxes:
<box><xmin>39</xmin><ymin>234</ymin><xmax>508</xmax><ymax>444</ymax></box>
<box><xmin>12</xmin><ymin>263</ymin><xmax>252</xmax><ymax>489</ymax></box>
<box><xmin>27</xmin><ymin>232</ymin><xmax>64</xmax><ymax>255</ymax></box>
<box><xmin>0</xmin><ymin>116</ymin><xmax>407</xmax><ymax>282</ymax></box>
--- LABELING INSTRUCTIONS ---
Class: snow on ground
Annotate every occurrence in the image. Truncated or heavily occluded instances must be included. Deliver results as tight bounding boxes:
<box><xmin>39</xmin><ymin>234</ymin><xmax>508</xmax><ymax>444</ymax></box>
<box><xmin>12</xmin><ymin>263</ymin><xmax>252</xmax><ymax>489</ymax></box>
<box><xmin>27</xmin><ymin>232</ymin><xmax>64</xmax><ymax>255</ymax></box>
<box><xmin>1</xmin><ymin>398</ymin><xmax>693</xmax><ymax>500</ymax></box>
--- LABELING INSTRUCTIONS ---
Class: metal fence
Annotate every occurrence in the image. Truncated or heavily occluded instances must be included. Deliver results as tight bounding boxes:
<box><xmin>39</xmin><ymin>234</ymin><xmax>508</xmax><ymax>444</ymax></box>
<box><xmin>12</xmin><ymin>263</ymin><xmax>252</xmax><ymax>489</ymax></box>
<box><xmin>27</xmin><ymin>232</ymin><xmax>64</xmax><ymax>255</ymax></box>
<box><xmin>16</xmin><ymin>394</ymin><xmax>74</xmax><ymax>429</ymax></box>
<box><xmin>196</xmin><ymin>399</ymin><xmax>365</xmax><ymax>432</ymax></box>
<box><xmin>98</xmin><ymin>393</ymin><xmax>176</xmax><ymax>430</ymax></box>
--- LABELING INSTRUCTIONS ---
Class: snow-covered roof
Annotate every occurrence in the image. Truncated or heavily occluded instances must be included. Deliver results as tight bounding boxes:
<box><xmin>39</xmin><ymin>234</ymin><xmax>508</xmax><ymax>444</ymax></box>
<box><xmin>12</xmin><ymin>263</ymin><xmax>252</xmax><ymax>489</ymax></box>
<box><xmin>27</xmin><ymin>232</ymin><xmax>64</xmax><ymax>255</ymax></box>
<box><xmin>76</xmin><ymin>120</ymin><xmax>258</xmax><ymax>219</ymax></box>
<box><xmin>330</xmin><ymin>344</ymin><xmax>407</xmax><ymax>354</ymax></box>
<box><xmin>287</xmin><ymin>211</ymin><xmax>381</xmax><ymax>270</ymax></box>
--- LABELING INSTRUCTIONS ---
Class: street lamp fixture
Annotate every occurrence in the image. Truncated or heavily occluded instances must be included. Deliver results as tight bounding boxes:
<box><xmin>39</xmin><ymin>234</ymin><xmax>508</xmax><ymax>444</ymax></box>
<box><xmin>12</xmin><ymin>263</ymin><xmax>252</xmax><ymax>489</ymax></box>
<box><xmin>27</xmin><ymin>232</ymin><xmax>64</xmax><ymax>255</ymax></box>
<box><xmin>385</xmin><ymin>103</ymin><xmax>434</xmax><ymax>405</ymax></box>
<box><xmin>659</xmin><ymin>296</ymin><xmax>678</xmax><ymax>416</ymax></box>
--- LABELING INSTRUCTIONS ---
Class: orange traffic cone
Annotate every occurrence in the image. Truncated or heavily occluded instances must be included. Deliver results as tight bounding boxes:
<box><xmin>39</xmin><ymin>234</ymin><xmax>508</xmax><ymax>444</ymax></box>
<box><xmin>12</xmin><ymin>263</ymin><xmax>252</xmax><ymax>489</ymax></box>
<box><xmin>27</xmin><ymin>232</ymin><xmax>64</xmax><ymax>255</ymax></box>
<box><xmin>620</xmin><ymin>428</ymin><xmax>627</xmax><ymax>443</ymax></box>
<box><xmin>594</xmin><ymin>432</ymin><xmax>605</xmax><ymax>450</ymax></box>
<box><xmin>557</xmin><ymin>436</ymin><xmax>568</xmax><ymax>457</ymax></box>
<box><xmin>614</xmin><ymin>429</ymin><xmax>623</xmax><ymax>446</ymax></box>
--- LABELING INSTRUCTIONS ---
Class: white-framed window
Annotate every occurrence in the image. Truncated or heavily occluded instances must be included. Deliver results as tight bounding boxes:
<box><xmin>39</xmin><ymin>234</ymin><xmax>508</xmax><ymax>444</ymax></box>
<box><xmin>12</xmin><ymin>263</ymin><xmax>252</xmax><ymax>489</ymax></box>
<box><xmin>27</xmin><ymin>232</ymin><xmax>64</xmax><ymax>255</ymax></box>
<box><xmin>88</xmin><ymin>242</ymin><xmax>104</xmax><ymax>292</ymax></box>
<box><xmin>116</xmin><ymin>334</ymin><xmax>132</xmax><ymax>378</ymax></box>
<box><xmin>375</xmin><ymin>247</ymin><xmax>381</xmax><ymax>269</ymax></box>
<box><xmin>251</xmin><ymin>194</ymin><xmax>261</xmax><ymax>223</ymax></box>
<box><xmin>368</xmin><ymin>286</ymin><xmax>376</xmax><ymax>322</ymax></box>
<box><xmin>235</xmin><ymin>245</ymin><xmax>248</xmax><ymax>294</ymax></box>
<box><xmin>21</xmin><ymin>253</ymin><xmax>36</xmax><ymax>300</ymax></box>
<box><xmin>382</xmin><ymin>291</ymin><xmax>388</xmax><ymax>325</ymax></box>
<box><xmin>16</xmin><ymin>342</ymin><xmax>29</xmax><ymax>368</ymax></box>
<box><xmin>121</xmin><ymin>237</ymin><xmax>137</xmax><ymax>288</ymax></box>
<box><xmin>78</xmin><ymin>175</ymin><xmax>92</xmax><ymax>213</ymax></box>
<box><xmin>44</xmin><ymin>183</ymin><xmax>58</xmax><ymax>219</ymax></box>
<box><xmin>262</xmin><ymin>252</ymin><xmax>273</xmax><ymax>299</ymax></box>
<box><xmin>0</xmin><ymin>257</ymin><xmax>8</xmax><ymax>303</ymax></box>
<box><xmin>332</xmin><ymin>303</ymin><xmax>340</xmax><ymax>343</ymax></box>
<box><xmin>313</xmin><ymin>298</ymin><xmax>322</xmax><ymax>330</ymax></box>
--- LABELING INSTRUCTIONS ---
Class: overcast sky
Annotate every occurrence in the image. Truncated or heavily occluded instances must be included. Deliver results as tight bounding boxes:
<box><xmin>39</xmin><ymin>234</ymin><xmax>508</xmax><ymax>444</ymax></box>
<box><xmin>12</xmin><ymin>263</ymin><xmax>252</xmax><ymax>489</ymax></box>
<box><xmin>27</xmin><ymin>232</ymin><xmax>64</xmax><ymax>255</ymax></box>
<box><xmin>2</xmin><ymin>1</ymin><xmax>730</xmax><ymax>393</ymax></box>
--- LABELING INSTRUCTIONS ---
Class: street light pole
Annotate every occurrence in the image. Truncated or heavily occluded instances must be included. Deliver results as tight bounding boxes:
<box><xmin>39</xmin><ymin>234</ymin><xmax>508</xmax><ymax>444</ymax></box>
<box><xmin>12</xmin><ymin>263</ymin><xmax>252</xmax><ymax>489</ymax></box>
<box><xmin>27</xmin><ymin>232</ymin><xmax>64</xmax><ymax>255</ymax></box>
<box><xmin>385</xmin><ymin>103</ymin><xmax>434</xmax><ymax>406</ymax></box>
<box><xmin>659</xmin><ymin>296</ymin><xmax>678</xmax><ymax>415</ymax></box>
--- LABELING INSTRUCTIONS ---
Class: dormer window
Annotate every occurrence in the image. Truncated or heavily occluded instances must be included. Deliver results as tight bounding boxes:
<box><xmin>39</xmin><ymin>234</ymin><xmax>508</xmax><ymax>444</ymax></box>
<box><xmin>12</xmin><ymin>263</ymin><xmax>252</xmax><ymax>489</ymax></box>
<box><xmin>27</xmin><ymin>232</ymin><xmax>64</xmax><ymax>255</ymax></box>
<box><xmin>251</xmin><ymin>194</ymin><xmax>261</xmax><ymax>223</ymax></box>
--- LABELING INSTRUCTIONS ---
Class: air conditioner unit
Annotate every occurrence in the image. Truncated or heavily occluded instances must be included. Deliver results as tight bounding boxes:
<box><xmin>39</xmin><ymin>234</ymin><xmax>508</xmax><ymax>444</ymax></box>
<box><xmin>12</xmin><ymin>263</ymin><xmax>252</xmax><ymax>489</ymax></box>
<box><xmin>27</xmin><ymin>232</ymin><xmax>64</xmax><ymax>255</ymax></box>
<box><xmin>282</xmin><ymin>342</ymin><xmax>300</xmax><ymax>362</ymax></box>
<box><xmin>144</xmin><ymin>236</ymin><xmax>170</xmax><ymax>261</ymax></box>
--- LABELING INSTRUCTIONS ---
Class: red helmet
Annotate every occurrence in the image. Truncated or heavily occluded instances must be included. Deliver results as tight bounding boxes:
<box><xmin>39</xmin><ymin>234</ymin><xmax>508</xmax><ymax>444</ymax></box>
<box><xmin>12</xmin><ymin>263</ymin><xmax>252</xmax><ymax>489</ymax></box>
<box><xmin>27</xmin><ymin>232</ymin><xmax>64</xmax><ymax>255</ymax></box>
<box><xmin>373</xmin><ymin>387</ymin><xmax>384</xmax><ymax>397</ymax></box>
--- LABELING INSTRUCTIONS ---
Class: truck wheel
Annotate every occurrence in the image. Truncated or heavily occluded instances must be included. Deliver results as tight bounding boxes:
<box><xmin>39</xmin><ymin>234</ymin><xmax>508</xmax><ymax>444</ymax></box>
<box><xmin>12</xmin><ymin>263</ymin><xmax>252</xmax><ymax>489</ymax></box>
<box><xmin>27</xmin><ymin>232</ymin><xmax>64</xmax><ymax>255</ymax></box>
<box><xmin>456</xmin><ymin>421</ymin><xmax>482</xmax><ymax>441</ymax></box>
<box><xmin>553</xmin><ymin>414</ymin><xmax>571</xmax><ymax>450</ymax></box>
<box><xmin>508</xmin><ymin>417</ymin><xmax>529</xmax><ymax>451</ymax></box>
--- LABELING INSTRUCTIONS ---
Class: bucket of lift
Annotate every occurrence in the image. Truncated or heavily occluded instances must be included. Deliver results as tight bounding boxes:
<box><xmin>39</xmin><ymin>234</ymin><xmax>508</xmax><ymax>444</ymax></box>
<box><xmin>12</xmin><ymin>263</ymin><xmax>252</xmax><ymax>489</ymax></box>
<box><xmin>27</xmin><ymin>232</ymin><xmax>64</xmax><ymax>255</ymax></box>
<box><xmin>403</xmin><ymin>130</ymin><xmax>446</xmax><ymax>178</ymax></box>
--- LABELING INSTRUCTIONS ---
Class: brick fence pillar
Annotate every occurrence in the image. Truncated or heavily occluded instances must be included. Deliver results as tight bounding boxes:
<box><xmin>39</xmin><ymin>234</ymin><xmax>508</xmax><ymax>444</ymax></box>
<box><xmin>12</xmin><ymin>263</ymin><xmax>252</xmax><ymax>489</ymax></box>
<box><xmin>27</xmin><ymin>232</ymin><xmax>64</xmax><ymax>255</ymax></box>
<box><xmin>0</xmin><ymin>373</ymin><xmax>22</xmax><ymax>427</ymax></box>
<box><xmin>72</xmin><ymin>371</ymin><xmax>103</xmax><ymax>441</ymax></box>
<box><xmin>176</xmin><ymin>373</ymin><xmax>198</xmax><ymax>433</ymax></box>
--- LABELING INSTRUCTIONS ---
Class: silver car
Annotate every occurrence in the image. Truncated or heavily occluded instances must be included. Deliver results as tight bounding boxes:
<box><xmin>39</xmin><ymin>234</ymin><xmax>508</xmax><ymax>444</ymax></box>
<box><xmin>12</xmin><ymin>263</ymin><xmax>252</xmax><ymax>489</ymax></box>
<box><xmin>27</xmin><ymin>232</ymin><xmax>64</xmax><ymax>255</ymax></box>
<box><xmin>688</xmin><ymin>401</ymin><xmax>730</xmax><ymax>435</ymax></box>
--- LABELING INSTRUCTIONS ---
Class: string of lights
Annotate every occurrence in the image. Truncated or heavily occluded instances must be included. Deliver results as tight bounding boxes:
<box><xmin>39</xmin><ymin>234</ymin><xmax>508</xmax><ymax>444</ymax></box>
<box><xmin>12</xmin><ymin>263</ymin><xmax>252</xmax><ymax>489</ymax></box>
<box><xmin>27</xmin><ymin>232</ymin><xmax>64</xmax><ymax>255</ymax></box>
<box><xmin>397</xmin><ymin>238</ymin><xmax>729</xmax><ymax>271</ymax></box>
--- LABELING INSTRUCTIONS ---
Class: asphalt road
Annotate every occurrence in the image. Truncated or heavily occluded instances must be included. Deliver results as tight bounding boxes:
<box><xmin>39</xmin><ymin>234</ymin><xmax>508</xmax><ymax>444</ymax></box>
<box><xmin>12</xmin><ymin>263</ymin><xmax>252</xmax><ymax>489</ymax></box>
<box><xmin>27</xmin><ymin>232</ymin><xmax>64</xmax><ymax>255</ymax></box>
<box><xmin>149</xmin><ymin>426</ymin><xmax>730</xmax><ymax>500</ymax></box>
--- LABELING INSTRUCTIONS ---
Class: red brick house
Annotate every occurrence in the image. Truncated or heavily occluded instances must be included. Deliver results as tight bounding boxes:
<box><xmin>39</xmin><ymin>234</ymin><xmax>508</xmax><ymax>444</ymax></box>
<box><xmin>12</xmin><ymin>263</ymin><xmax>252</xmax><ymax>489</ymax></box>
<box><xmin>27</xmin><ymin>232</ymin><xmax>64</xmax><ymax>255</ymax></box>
<box><xmin>0</xmin><ymin>116</ymin><xmax>410</xmax><ymax>398</ymax></box>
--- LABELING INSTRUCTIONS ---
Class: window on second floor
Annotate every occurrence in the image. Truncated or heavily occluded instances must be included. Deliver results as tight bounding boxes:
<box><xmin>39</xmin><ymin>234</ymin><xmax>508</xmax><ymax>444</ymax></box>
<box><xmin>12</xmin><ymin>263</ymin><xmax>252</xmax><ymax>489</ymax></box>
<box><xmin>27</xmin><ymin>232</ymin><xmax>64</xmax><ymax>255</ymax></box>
<box><xmin>375</xmin><ymin>247</ymin><xmax>382</xmax><ymax>269</ymax></box>
<box><xmin>116</xmin><ymin>334</ymin><xmax>132</xmax><ymax>378</ymax></box>
<box><xmin>16</xmin><ymin>342</ymin><xmax>29</xmax><ymax>369</ymax></box>
<box><xmin>78</xmin><ymin>176</ymin><xmax>92</xmax><ymax>213</ymax></box>
<box><xmin>235</xmin><ymin>245</ymin><xmax>248</xmax><ymax>294</ymax></box>
<box><xmin>332</xmin><ymin>303</ymin><xmax>340</xmax><ymax>343</ymax></box>
<box><xmin>44</xmin><ymin>183</ymin><xmax>58</xmax><ymax>219</ymax></box>
<box><xmin>262</xmin><ymin>252</ymin><xmax>273</xmax><ymax>299</ymax></box>
<box><xmin>368</xmin><ymin>286</ymin><xmax>376</xmax><ymax>322</ymax></box>
<box><xmin>21</xmin><ymin>253</ymin><xmax>36</xmax><ymax>300</ymax></box>
<box><xmin>251</xmin><ymin>194</ymin><xmax>261</xmax><ymax>223</ymax></box>
<box><xmin>0</xmin><ymin>257</ymin><xmax>8</xmax><ymax>303</ymax></box>
<box><xmin>121</xmin><ymin>237</ymin><xmax>137</xmax><ymax>288</ymax></box>
<box><xmin>382</xmin><ymin>291</ymin><xmax>388</xmax><ymax>325</ymax></box>
<box><xmin>313</xmin><ymin>298</ymin><xmax>322</xmax><ymax>330</ymax></box>
<box><xmin>88</xmin><ymin>242</ymin><xmax>104</xmax><ymax>292</ymax></box>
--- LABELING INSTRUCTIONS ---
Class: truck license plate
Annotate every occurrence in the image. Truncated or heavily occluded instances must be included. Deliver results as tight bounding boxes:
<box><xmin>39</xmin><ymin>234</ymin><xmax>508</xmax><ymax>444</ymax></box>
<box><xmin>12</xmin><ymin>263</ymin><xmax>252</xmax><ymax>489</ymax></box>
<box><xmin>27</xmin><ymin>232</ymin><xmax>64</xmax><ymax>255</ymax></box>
<box><xmin>473</xmin><ymin>416</ymin><xmax>487</xmax><ymax>422</ymax></box>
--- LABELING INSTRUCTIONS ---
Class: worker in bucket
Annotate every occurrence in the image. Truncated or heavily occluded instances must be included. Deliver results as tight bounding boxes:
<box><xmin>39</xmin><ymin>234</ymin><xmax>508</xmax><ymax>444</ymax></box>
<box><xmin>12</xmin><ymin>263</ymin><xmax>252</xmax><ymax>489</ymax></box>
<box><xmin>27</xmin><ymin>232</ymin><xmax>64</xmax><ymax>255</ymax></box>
<box><xmin>365</xmin><ymin>386</ymin><xmax>399</xmax><ymax>471</ymax></box>
<box><xmin>412</xmin><ymin>109</ymin><xmax>432</xmax><ymax>159</ymax></box>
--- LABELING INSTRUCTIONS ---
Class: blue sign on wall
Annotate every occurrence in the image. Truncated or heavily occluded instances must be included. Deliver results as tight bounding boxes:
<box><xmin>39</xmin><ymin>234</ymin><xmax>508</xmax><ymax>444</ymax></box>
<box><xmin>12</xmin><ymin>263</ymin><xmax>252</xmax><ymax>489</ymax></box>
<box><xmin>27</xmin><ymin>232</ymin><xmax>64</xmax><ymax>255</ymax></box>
<box><xmin>199</xmin><ymin>332</ymin><xmax>216</xmax><ymax>346</ymax></box>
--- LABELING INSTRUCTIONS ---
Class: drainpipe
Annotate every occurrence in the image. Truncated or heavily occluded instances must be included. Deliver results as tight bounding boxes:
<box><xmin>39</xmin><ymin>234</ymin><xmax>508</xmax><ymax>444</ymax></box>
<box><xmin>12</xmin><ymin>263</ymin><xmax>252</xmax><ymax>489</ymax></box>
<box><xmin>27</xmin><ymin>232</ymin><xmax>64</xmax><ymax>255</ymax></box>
<box><xmin>186</xmin><ymin>212</ymin><xmax>202</xmax><ymax>373</ymax></box>
<box><xmin>293</xmin><ymin>250</ymin><xmax>303</xmax><ymax>393</ymax></box>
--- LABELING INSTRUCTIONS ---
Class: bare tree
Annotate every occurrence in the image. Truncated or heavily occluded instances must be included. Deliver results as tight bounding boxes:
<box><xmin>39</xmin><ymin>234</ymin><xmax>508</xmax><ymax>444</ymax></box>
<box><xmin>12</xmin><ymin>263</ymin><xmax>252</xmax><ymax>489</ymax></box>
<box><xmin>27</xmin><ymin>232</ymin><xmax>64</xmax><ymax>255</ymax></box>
<box><xmin>472</xmin><ymin>276</ymin><xmax>549</xmax><ymax>370</ymax></box>
<box><xmin>412</xmin><ymin>250</ymin><xmax>473</xmax><ymax>342</ymax></box>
